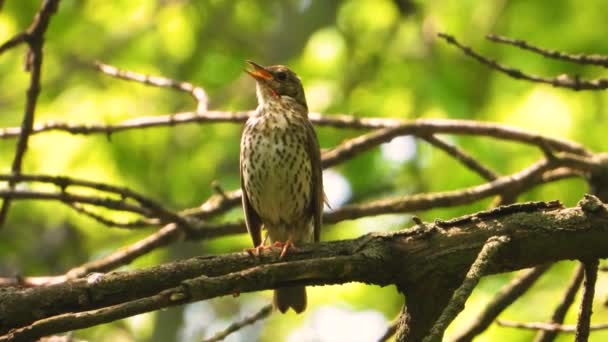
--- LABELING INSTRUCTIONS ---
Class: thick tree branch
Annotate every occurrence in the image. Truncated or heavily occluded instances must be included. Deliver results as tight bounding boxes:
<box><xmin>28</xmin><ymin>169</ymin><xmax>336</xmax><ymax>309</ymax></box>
<box><xmin>2</xmin><ymin>198</ymin><xmax>608</xmax><ymax>340</ymax></box>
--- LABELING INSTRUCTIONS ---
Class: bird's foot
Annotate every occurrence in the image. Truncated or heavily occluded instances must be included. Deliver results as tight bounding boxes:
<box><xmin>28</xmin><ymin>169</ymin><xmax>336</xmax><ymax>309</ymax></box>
<box><xmin>272</xmin><ymin>239</ymin><xmax>298</xmax><ymax>259</ymax></box>
<box><xmin>245</xmin><ymin>244</ymin><xmax>274</xmax><ymax>257</ymax></box>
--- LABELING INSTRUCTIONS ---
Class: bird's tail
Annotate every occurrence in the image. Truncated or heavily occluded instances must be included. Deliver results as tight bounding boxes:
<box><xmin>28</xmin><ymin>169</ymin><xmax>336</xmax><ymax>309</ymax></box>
<box><xmin>273</xmin><ymin>286</ymin><xmax>307</xmax><ymax>314</ymax></box>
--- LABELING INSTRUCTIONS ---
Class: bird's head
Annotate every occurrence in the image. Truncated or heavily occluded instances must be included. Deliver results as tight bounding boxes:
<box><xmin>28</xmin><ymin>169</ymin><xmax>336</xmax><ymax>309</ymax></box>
<box><xmin>246</xmin><ymin>60</ymin><xmax>307</xmax><ymax>110</ymax></box>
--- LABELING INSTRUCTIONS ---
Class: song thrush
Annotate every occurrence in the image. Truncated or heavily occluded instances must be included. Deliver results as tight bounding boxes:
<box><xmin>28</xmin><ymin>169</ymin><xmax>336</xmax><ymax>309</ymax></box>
<box><xmin>240</xmin><ymin>61</ymin><xmax>323</xmax><ymax>314</ymax></box>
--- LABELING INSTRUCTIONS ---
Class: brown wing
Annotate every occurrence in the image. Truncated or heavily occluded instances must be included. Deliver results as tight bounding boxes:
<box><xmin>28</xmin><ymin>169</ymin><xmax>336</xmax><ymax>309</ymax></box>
<box><xmin>304</xmin><ymin>120</ymin><xmax>323</xmax><ymax>242</ymax></box>
<box><xmin>240</xmin><ymin>162</ymin><xmax>263</xmax><ymax>247</ymax></box>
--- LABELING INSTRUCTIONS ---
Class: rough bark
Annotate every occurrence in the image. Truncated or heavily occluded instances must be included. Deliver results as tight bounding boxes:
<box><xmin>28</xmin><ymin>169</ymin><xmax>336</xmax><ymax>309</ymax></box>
<box><xmin>2</xmin><ymin>197</ymin><xmax>608</xmax><ymax>341</ymax></box>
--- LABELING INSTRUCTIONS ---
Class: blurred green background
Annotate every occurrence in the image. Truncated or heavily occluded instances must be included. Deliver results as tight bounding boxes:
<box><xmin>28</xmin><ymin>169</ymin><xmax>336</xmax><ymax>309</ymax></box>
<box><xmin>1</xmin><ymin>0</ymin><xmax>607</xmax><ymax>341</ymax></box>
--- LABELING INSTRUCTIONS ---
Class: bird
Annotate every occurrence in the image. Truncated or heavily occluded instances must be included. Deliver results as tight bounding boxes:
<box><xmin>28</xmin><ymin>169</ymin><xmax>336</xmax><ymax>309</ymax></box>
<box><xmin>240</xmin><ymin>60</ymin><xmax>323</xmax><ymax>314</ymax></box>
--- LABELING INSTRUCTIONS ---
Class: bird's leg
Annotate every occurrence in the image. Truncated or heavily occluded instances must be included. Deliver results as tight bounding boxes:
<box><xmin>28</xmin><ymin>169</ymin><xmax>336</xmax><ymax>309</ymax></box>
<box><xmin>272</xmin><ymin>239</ymin><xmax>298</xmax><ymax>259</ymax></box>
<box><xmin>245</xmin><ymin>234</ymin><xmax>271</xmax><ymax>257</ymax></box>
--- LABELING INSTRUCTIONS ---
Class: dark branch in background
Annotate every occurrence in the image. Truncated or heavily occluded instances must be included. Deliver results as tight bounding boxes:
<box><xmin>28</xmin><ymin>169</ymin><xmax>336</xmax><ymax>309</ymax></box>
<box><xmin>2</xmin><ymin>199</ymin><xmax>608</xmax><ymax>341</ymax></box>
<box><xmin>0</xmin><ymin>173</ymin><xmax>195</xmax><ymax>232</ymax></box>
<box><xmin>423</xmin><ymin>236</ymin><xmax>511</xmax><ymax>342</ymax></box>
<box><xmin>201</xmin><ymin>305</ymin><xmax>272</xmax><ymax>342</ymax></box>
<box><xmin>94</xmin><ymin>61</ymin><xmax>209</xmax><ymax>111</ymax></box>
<box><xmin>0</xmin><ymin>189</ymin><xmax>151</xmax><ymax>216</ymax></box>
<box><xmin>576</xmin><ymin>260</ymin><xmax>599</xmax><ymax>342</ymax></box>
<box><xmin>67</xmin><ymin>203</ymin><xmax>150</xmax><ymax>229</ymax></box>
<box><xmin>420</xmin><ymin>134</ymin><xmax>499</xmax><ymax>181</ymax></box>
<box><xmin>451</xmin><ymin>264</ymin><xmax>551</xmax><ymax>342</ymax></box>
<box><xmin>498</xmin><ymin>320</ymin><xmax>608</xmax><ymax>333</ymax></box>
<box><xmin>437</xmin><ymin>33</ymin><xmax>608</xmax><ymax>91</ymax></box>
<box><xmin>0</xmin><ymin>32</ymin><xmax>28</xmax><ymax>54</ymax></box>
<box><xmin>0</xmin><ymin>0</ymin><xmax>62</xmax><ymax>228</ymax></box>
<box><xmin>487</xmin><ymin>34</ymin><xmax>608</xmax><ymax>68</ymax></box>
<box><xmin>534</xmin><ymin>264</ymin><xmax>585</xmax><ymax>342</ymax></box>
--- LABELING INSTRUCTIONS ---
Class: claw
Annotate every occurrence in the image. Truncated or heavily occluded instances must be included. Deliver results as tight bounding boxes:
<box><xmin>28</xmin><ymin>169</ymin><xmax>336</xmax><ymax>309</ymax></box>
<box><xmin>272</xmin><ymin>239</ymin><xmax>298</xmax><ymax>259</ymax></box>
<box><xmin>245</xmin><ymin>244</ymin><xmax>274</xmax><ymax>257</ymax></box>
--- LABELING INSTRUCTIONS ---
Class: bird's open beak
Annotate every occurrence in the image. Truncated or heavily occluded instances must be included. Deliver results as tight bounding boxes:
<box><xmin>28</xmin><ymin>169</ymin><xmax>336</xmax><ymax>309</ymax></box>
<box><xmin>246</xmin><ymin>60</ymin><xmax>273</xmax><ymax>81</ymax></box>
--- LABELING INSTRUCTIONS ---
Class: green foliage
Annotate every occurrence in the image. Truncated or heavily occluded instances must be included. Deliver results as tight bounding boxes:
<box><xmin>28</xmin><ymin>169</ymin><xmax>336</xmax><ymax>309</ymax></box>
<box><xmin>1</xmin><ymin>0</ymin><xmax>608</xmax><ymax>341</ymax></box>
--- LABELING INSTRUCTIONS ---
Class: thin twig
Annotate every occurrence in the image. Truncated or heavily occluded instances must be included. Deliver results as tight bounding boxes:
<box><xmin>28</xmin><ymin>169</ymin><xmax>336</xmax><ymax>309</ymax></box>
<box><xmin>64</xmin><ymin>223</ymin><xmax>183</xmax><ymax>279</ymax></box>
<box><xmin>438</xmin><ymin>33</ymin><xmax>608</xmax><ymax>91</ymax></box>
<box><xmin>451</xmin><ymin>264</ymin><xmax>551</xmax><ymax>342</ymax></box>
<box><xmin>498</xmin><ymin>320</ymin><xmax>608</xmax><ymax>333</ymax></box>
<box><xmin>0</xmin><ymin>0</ymin><xmax>62</xmax><ymax>228</ymax></box>
<box><xmin>202</xmin><ymin>304</ymin><xmax>272</xmax><ymax>342</ymax></box>
<box><xmin>0</xmin><ymin>189</ymin><xmax>151</xmax><ymax>216</ymax></box>
<box><xmin>423</xmin><ymin>235</ymin><xmax>511</xmax><ymax>342</ymax></box>
<box><xmin>535</xmin><ymin>263</ymin><xmax>585</xmax><ymax>342</ymax></box>
<box><xmin>487</xmin><ymin>34</ymin><xmax>608</xmax><ymax>68</ymax></box>
<box><xmin>94</xmin><ymin>61</ymin><xmax>209</xmax><ymax>111</ymax></box>
<box><xmin>67</xmin><ymin>203</ymin><xmax>151</xmax><ymax>229</ymax></box>
<box><xmin>420</xmin><ymin>134</ymin><xmax>499</xmax><ymax>181</ymax></box>
<box><xmin>326</xmin><ymin>160</ymin><xmax>551</xmax><ymax>223</ymax></box>
<box><xmin>575</xmin><ymin>259</ymin><xmax>599</xmax><ymax>342</ymax></box>
<box><xmin>0</xmin><ymin>32</ymin><xmax>28</xmax><ymax>55</ymax></box>
<box><xmin>0</xmin><ymin>173</ymin><xmax>195</xmax><ymax>233</ymax></box>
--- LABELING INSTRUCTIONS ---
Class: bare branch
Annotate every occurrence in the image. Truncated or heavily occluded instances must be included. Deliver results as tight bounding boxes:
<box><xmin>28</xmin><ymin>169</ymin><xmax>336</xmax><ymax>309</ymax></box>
<box><xmin>0</xmin><ymin>189</ymin><xmax>151</xmax><ymax>216</ymax></box>
<box><xmin>423</xmin><ymin>236</ymin><xmax>511</xmax><ymax>342</ymax></box>
<box><xmin>452</xmin><ymin>264</ymin><xmax>551</xmax><ymax>342</ymax></box>
<box><xmin>0</xmin><ymin>32</ymin><xmax>28</xmax><ymax>55</ymax></box>
<box><xmin>326</xmin><ymin>159</ymin><xmax>551</xmax><ymax>223</ymax></box>
<box><xmin>576</xmin><ymin>259</ymin><xmax>599</xmax><ymax>342</ymax></box>
<box><xmin>0</xmin><ymin>112</ymin><xmax>591</xmax><ymax>156</ymax></box>
<box><xmin>534</xmin><ymin>263</ymin><xmax>585</xmax><ymax>342</ymax></box>
<box><xmin>420</xmin><ymin>134</ymin><xmax>499</xmax><ymax>181</ymax></box>
<box><xmin>64</xmin><ymin>223</ymin><xmax>184</xmax><ymax>279</ymax></box>
<box><xmin>0</xmin><ymin>173</ymin><xmax>195</xmax><ymax>233</ymax></box>
<box><xmin>94</xmin><ymin>61</ymin><xmax>209</xmax><ymax>111</ymax></box>
<box><xmin>487</xmin><ymin>34</ymin><xmax>608</xmax><ymax>68</ymax></box>
<box><xmin>67</xmin><ymin>203</ymin><xmax>150</xmax><ymax>229</ymax></box>
<box><xmin>498</xmin><ymin>320</ymin><xmax>608</xmax><ymax>333</ymax></box>
<box><xmin>438</xmin><ymin>33</ymin><xmax>608</xmax><ymax>91</ymax></box>
<box><xmin>201</xmin><ymin>304</ymin><xmax>273</xmax><ymax>342</ymax></box>
<box><xmin>0</xmin><ymin>0</ymin><xmax>62</xmax><ymax>228</ymax></box>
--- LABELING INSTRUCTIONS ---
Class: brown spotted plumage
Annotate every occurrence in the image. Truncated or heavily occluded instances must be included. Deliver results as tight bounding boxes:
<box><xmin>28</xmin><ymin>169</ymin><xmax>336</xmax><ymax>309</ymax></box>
<box><xmin>240</xmin><ymin>61</ymin><xmax>323</xmax><ymax>314</ymax></box>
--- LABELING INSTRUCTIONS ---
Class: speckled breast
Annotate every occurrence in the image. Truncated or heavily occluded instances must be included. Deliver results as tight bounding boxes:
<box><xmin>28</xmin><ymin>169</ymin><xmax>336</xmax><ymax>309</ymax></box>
<box><xmin>240</xmin><ymin>109</ymin><xmax>313</xmax><ymax>230</ymax></box>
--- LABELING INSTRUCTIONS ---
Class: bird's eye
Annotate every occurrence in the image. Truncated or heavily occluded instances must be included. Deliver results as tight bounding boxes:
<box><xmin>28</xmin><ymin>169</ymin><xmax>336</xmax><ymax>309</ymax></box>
<box><xmin>275</xmin><ymin>71</ymin><xmax>287</xmax><ymax>81</ymax></box>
